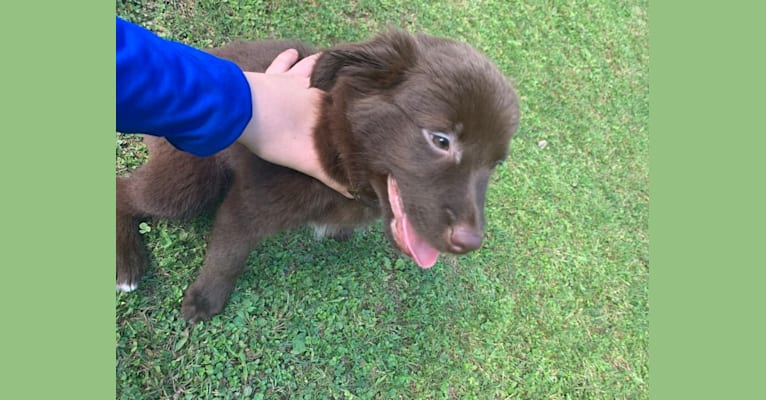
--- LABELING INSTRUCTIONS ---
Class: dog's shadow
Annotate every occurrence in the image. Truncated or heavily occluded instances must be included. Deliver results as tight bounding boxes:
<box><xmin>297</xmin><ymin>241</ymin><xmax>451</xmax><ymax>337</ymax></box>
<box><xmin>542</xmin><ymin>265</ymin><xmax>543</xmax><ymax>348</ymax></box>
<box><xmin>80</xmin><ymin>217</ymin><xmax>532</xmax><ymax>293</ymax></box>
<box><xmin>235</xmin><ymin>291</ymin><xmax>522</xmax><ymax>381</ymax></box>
<box><xmin>116</xmin><ymin>219</ymin><xmax>454</xmax><ymax>327</ymax></box>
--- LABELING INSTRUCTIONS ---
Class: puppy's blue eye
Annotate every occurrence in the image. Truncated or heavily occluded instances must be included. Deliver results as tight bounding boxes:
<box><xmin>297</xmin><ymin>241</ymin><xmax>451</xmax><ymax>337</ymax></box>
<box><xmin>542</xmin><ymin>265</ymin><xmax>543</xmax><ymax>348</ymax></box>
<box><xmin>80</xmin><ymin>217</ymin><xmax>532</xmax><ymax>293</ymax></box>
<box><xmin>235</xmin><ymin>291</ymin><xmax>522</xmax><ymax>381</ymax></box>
<box><xmin>430</xmin><ymin>132</ymin><xmax>450</xmax><ymax>151</ymax></box>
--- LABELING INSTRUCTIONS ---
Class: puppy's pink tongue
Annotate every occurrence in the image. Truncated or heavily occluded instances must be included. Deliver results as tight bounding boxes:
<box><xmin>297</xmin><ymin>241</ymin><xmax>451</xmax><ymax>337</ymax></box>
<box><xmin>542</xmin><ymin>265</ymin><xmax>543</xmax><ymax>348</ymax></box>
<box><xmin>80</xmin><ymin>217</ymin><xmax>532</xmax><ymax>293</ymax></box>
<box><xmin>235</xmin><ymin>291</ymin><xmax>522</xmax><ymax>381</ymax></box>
<box><xmin>387</xmin><ymin>175</ymin><xmax>440</xmax><ymax>268</ymax></box>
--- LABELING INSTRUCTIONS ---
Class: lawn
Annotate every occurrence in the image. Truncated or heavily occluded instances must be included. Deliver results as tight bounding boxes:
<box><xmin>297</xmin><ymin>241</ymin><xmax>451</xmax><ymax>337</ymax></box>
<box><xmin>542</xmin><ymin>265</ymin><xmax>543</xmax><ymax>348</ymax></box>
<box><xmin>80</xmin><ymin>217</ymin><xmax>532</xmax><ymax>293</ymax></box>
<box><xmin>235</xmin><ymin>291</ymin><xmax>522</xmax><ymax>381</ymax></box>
<box><xmin>116</xmin><ymin>0</ymin><xmax>648</xmax><ymax>398</ymax></box>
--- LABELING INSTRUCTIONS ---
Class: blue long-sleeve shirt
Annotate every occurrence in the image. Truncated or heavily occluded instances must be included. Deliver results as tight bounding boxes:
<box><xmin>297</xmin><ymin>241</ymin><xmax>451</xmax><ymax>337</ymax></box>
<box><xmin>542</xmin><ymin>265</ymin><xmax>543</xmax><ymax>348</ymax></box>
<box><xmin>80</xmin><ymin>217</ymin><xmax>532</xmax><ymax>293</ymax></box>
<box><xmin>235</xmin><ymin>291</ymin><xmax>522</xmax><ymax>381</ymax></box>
<box><xmin>116</xmin><ymin>17</ymin><xmax>251</xmax><ymax>156</ymax></box>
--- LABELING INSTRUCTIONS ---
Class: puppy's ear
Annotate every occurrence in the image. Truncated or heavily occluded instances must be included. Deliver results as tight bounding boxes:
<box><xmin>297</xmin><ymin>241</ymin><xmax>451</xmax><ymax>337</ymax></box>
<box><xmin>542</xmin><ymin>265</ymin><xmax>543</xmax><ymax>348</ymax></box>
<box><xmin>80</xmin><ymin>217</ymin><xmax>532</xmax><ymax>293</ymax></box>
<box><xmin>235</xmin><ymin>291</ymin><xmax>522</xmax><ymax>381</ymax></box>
<box><xmin>312</xmin><ymin>29</ymin><xmax>418</xmax><ymax>92</ymax></box>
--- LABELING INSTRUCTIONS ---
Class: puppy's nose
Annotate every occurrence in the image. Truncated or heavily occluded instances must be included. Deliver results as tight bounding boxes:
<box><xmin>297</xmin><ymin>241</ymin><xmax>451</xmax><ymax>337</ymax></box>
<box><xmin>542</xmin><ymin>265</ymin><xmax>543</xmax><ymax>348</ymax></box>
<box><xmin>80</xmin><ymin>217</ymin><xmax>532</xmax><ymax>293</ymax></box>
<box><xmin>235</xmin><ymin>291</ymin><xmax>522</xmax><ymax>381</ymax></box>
<box><xmin>448</xmin><ymin>225</ymin><xmax>483</xmax><ymax>253</ymax></box>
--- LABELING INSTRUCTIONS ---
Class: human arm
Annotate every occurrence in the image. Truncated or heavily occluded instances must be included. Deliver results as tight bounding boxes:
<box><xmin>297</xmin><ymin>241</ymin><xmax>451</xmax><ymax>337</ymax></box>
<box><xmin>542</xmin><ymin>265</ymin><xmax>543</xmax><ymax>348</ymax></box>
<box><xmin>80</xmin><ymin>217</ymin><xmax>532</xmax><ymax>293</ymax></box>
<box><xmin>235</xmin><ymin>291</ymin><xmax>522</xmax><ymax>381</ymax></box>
<box><xmin>115</xmin><ymin>17</ymin><xmax>349</xmax><ymax>196</ymax></box>
<box><xmin>116</xmin><ymin>16</ymin><xmax>248</xmax><ymax>155</ymax></box>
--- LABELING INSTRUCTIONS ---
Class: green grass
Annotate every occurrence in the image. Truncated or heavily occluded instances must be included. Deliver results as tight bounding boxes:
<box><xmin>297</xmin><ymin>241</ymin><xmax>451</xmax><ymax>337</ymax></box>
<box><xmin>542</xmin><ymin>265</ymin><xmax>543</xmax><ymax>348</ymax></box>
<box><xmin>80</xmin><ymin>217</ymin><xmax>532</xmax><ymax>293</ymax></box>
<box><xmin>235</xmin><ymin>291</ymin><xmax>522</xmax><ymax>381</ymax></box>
<box><xmin>116</xmin><ymin>0</ymin><xmax>648</xmax><ymax>398</ymax></box>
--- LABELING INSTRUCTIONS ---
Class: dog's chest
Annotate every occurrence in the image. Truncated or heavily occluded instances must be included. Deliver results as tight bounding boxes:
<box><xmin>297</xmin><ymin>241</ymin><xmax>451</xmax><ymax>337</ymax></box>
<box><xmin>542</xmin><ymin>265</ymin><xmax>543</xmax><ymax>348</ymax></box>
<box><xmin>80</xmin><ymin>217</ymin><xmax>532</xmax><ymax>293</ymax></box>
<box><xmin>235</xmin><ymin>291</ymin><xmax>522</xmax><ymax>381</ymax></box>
<box><xmin>311</xmin><ymin>197</ymin><xmax>380</xmax><ymax>228</ymax></box>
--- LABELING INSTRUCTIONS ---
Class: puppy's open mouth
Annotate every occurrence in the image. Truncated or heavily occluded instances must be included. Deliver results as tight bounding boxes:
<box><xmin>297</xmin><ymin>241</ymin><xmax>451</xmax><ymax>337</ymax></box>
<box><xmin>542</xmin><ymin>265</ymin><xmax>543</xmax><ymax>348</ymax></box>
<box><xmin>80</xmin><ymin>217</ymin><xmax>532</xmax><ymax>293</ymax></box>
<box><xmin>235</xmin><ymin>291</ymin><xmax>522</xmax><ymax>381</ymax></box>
<box><xmin>386</xmin><ymin>175</ymin><xmax>440</xmax><ymax>268</ymax></box>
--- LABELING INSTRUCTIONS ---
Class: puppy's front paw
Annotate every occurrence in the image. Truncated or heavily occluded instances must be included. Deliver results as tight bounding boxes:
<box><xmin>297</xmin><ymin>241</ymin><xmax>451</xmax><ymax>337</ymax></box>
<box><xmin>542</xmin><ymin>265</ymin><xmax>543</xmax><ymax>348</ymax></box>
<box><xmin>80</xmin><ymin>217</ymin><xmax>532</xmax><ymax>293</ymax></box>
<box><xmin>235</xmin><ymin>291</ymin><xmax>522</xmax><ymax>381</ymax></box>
<box><xmin>181</xmin><ymin>290</ymin><xmax>213</xmax><ymax>323</ymax></box>
<box><xmin>180</xmin><ymin>280</ymin><xmax>233</xmax><ymax>323</ymax></box>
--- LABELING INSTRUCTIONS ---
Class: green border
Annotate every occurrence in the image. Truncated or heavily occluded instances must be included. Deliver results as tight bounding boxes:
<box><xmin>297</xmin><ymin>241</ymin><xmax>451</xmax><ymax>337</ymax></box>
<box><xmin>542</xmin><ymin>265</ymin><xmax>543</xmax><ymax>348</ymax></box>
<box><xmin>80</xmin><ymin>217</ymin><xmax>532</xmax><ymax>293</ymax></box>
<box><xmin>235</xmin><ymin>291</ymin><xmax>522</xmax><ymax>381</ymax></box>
<box><xmin>651</xmin><ymin>2</ymin><xmax>766</xmax><ymax>398</ymax></box>
<box><xmin>2</xmin><ymin>4</ymin><xmax>114</xmax><ymax>399</ymax></box>
<box><xmin>6</xmin><ymin>1</ymin><xmax>766</xmax><ymax>398</ymax></box>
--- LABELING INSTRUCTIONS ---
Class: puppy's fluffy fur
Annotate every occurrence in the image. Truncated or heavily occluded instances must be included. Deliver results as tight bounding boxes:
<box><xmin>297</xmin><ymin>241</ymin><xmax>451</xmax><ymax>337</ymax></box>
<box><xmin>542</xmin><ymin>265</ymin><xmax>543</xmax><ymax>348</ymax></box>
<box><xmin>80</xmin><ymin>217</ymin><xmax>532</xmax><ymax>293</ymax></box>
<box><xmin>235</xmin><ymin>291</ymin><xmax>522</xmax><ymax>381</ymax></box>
<box><xmin>117</xmin><ymin>30</ymin><xmax>520</xmax><ymax>322</ymax></box>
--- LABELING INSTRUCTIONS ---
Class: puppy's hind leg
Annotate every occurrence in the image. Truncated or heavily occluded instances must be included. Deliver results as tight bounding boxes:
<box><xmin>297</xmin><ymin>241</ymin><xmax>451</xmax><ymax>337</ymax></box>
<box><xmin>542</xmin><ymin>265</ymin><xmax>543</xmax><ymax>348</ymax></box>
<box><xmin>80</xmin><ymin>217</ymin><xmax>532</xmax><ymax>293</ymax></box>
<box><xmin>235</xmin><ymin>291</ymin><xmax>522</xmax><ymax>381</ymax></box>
<box><xmin>116</xmin><ymin>139</ymin><xmax>230</xmax><ymax>292</ymax></box>
<box><xmin>116</xmin><ymin>176</ymin><xmax>148</xmax><ymax>292</ymax></box>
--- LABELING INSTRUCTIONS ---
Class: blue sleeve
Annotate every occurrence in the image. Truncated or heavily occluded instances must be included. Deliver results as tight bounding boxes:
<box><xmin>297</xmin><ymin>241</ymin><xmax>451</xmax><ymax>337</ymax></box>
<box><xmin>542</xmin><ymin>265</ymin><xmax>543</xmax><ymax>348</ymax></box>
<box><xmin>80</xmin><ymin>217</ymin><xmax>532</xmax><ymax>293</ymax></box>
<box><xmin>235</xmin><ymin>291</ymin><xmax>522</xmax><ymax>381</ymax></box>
<box><xmin>116</xmin><ymin>17</ymin><xmax>252</xmax><ymax>156</ymax></box>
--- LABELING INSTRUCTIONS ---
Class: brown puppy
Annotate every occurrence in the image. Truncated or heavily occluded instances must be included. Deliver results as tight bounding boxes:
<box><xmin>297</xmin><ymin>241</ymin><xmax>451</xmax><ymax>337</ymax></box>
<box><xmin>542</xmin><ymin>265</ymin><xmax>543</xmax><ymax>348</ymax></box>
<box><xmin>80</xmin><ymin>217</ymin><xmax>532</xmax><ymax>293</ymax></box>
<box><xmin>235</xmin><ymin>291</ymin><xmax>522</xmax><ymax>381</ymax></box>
<box><xmin>116</xmin><ymin>30</ymin><xmax>520</xmax><ymax>322</ymax></box>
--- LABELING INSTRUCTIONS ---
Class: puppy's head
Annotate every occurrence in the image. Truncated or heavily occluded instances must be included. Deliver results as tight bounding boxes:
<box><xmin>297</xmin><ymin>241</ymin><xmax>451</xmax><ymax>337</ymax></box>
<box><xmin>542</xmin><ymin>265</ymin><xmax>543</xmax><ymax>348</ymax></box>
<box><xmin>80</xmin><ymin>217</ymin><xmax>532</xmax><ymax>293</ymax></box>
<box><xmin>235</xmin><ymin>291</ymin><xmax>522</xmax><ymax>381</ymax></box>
<box><xmin>313</xmin><ymin>30</ymin><xmax>520</xmax><ymax>268</ymax></box>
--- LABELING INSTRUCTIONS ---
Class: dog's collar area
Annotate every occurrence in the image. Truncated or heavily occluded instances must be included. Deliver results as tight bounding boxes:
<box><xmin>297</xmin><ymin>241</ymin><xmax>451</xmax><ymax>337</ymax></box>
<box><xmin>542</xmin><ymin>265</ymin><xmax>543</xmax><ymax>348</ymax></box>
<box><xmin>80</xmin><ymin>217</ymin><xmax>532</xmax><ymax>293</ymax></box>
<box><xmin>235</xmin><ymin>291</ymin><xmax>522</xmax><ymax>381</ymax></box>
<box><xmin>348</xmin><ymin>187</ymin><xmax>378</xmax><ymax>208</ymax></box>
<box><xmin>344</xmin><ymin>163</ymin><xmax>378</xmax><ymax>207</ymax></box>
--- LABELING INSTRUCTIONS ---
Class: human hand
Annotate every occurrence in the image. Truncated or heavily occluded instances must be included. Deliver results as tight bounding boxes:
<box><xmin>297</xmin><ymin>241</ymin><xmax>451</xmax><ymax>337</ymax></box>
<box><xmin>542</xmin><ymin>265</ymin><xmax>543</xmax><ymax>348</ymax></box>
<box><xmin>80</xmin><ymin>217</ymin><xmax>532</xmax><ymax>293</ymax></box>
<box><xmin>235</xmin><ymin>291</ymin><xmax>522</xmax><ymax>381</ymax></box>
<box><xmin>236</xmin><ymin>49</ymin><xmax>352</xmax><ymax>198</ymax></box>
